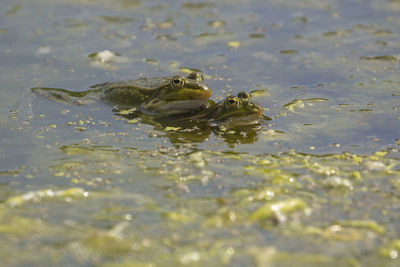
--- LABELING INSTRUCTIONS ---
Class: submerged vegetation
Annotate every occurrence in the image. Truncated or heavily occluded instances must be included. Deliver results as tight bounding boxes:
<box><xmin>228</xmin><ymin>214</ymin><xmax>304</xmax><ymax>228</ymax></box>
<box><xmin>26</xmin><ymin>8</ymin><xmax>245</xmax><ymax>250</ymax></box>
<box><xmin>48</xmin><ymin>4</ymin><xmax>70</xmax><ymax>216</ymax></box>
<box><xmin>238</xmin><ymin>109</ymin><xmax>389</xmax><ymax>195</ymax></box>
<box><xmin>0</xmin><ymin>148</ymin><xmax>399</xmax><ymax>265</ymax></box>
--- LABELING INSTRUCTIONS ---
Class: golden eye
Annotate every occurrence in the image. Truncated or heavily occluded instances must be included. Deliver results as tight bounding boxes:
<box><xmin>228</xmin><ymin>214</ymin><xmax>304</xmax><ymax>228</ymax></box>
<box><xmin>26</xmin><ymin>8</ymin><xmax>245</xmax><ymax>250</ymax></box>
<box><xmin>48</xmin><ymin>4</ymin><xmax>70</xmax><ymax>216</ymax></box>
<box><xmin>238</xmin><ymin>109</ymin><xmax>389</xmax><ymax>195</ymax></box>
<box><xmin>171</xmin><ymin>76</ymin><xmax>185</xmax><ymax>88</ymax></box>
<box><xmin>225</xmin><ymin>96</ymin><xmax>239</xmax><ymax>108</ymax></box>
<box><xmin>198</xmin><ymin>73</ymin><xmax>204</xmax><ymax>81</ymax></box>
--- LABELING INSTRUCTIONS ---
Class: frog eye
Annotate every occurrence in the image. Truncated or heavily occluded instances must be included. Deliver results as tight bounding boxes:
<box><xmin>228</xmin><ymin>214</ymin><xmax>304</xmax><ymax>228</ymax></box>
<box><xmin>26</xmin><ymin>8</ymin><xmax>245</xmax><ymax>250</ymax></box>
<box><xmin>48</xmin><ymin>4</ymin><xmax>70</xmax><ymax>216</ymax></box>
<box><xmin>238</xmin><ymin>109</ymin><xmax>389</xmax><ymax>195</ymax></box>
<box><xmin>225</xmin><ymin>96</ymin><xmax>240</xmax><ymax>108</ymax></box>
<box><xmin>171</xmin><ymin>76</ymin><xmax>185</xmax><ymax>89</ymax></box>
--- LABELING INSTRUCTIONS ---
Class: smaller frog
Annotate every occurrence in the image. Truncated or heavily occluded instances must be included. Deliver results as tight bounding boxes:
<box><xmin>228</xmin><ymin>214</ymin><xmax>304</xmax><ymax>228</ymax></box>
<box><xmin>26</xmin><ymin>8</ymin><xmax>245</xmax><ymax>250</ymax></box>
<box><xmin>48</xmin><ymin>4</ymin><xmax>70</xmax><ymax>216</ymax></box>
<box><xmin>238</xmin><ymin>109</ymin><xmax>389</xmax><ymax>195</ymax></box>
<box><xmin>180</xmin><ymin>92</ymin><xmax>264</xmax><ymax>126</ymax></box>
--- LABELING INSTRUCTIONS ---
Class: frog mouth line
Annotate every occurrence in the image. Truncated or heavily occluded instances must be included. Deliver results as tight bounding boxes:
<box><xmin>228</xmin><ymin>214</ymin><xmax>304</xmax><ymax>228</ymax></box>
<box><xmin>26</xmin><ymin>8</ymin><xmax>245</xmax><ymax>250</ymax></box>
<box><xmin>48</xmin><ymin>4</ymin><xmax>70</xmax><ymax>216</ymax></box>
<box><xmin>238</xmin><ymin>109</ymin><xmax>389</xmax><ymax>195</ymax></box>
<box><xmin>165</xmin><ymin>88</ymin><xmax>211</xmax><ymax>101</ymax></box>
<box><xmin>142</xmin><ymin>99</ymin><xmax>208</xmax><ymax>115</ymax></box>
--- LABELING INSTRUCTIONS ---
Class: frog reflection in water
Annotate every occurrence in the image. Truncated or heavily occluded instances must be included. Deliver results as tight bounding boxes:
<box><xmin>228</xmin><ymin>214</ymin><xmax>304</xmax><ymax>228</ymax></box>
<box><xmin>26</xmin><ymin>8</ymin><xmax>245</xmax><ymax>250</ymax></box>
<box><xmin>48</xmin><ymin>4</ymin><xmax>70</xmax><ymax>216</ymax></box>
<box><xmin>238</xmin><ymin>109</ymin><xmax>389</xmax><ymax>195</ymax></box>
<box><xmin>31</xmin><ymin>72</ymin><xmax>211</xmax><ymax>115</ymax></box>
<box><xmin>124</xmin><ymin>92</ymin><xmax>265</xmax><ymax>145</ymax></box>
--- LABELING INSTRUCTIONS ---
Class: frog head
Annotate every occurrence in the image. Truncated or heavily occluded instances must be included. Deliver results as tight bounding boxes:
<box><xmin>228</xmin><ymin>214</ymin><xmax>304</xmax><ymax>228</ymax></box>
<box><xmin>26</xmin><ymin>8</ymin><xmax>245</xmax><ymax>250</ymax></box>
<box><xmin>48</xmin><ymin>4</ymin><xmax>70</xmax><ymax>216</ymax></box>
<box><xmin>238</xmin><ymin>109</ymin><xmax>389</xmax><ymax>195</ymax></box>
<box><xmin>208</xmin><ymin>93</ymin><xmax>263</xmax><ymax>126</ymax></box>
<box><xmin>142</xmin><ymin>72</ymin><xmax>212</xmax><ymax>115</ymax></box>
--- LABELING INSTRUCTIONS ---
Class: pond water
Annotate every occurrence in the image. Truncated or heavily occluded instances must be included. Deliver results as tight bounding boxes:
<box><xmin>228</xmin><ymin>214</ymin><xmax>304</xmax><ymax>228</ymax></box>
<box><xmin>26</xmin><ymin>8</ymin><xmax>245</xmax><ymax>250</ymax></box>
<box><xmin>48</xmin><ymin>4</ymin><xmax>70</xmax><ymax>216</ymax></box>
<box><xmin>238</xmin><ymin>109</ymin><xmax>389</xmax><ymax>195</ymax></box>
<box><xmin>0</xmin><ymin>0</ymin><xmax>399</xmax><ymax>266</ymax></box>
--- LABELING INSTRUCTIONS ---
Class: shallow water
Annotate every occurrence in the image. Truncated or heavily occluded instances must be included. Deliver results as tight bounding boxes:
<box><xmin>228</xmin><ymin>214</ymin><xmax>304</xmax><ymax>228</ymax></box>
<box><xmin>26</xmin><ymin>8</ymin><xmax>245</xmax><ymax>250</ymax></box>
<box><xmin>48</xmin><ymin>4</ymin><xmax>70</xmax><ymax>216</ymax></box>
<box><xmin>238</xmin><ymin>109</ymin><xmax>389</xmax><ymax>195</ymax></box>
<box><xmin>0</xmin><ymin>0</ymin><xmax>400</xmax><ymax>266</ymax></box>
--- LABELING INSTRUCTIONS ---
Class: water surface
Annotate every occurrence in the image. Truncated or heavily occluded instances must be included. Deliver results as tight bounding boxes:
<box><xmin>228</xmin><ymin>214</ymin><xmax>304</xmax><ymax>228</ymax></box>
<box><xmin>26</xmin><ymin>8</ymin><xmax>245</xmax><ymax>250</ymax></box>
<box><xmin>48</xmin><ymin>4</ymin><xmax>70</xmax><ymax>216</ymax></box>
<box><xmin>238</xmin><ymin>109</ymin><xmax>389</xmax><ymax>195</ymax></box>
<box><xmin>1</xmin><ymin>0</ymin><xmax>399</xmax><ymax>266</ymax></box>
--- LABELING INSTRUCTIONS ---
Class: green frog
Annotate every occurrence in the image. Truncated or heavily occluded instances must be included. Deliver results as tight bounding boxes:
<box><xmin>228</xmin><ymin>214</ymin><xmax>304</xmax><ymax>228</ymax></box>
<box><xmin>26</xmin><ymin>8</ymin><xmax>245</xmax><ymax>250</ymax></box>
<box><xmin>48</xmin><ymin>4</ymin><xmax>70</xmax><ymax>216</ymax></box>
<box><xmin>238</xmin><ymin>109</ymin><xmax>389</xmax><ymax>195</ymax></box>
<box><xmin>187</xmin><ymin>92</ymin><xmax>264</xmax><ymax>126</ymax></box>
<box><xmin>31</xmin><ymin>72</ymin><xmax>211</xmax><ymax>115</ymax></box>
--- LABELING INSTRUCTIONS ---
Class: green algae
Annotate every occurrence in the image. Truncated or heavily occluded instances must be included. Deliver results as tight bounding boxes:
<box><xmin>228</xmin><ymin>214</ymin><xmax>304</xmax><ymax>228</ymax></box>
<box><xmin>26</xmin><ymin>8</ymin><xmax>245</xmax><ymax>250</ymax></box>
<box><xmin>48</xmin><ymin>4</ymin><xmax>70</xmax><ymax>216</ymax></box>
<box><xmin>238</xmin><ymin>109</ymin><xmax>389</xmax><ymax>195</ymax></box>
<box><xmin>84</xmin><ymin>233</ymin><xmax>133</xmax><ymax>258</ymax></box>
<box><xmin>3</xmin><ymin>187</ymin><xmax>88</xmax><ymax>208</ymax></box>
<box><xmin>249</xmin><ymin>198</ymin><xmax>309</xmax><ymax>223</ymax></box>
<box><xmin>360</xmin><ymin>55</ymin><xmax>398</xmax><ymax>62</ymax></box>
<box><xmin>380</xmin><ymin>239</ymin><xmax>400</xmax><ymax>259</ymax></box>
<box><xmin>322</xmin><ymin>176</ymin><xmax>354</xmax><ymax>190</ymax></box>
<box><xmin>338</xmin><ymin>220</ymin><xmax>385</xmax><ymax>234</ymax></box>
<box><xmin>0</xmin><ymin>216</ymin><xmax>44</xmax><ymax>237</ymax></box>
<box><xmin>0</xmin><ymin>149</ymin><xmax>398</xmax><ymax>265</ymax></box>
<box><xmin>279</xmin><ymin>49</ymin><xmax>299</xmax><ymax>55</ymax></box>
<box><xmin>163</xmin><ymin>208</ymin><xmax>197</xmax><ymax>223</ymax></box>
<box><xmin>246</xmin><ymin>246</ymin><xmax>359</xmax><ymax>267</ymax></box>
<box><xmin>307</xmin><ymin>221</ymin><xmax>385</xmax><ymax>242</ymax></box>
<box><xmin>101</xmin><ymin>262</ymin><xmax>153</xmax><ymax>267</ymax></box>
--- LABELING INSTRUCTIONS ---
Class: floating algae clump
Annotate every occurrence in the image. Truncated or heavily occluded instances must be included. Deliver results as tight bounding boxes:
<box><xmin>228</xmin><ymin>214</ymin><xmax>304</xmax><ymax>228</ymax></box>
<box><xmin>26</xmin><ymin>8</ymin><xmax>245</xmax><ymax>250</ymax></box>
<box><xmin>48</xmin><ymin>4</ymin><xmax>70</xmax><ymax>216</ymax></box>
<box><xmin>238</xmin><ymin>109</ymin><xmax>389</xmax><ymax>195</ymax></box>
<box><xmin>4</xmin><ymin>187</ymin><xmax>88</xmax><ymax>207</ymax></box>
<box><xmin>249</xmin><ymin>198</ymin><xmax>310</xmax><ymax>223</ymax></box>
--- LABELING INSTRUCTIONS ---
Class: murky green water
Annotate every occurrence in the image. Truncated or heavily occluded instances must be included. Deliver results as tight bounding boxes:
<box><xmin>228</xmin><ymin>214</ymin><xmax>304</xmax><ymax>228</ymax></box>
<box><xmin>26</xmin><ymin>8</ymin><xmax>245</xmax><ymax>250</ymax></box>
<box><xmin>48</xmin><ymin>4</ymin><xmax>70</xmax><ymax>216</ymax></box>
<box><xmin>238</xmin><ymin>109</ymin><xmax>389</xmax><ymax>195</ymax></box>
<box><xmin>1</xmin><ymin>0</ymin><xmax>399</xmax><ymax>266</ymax></box>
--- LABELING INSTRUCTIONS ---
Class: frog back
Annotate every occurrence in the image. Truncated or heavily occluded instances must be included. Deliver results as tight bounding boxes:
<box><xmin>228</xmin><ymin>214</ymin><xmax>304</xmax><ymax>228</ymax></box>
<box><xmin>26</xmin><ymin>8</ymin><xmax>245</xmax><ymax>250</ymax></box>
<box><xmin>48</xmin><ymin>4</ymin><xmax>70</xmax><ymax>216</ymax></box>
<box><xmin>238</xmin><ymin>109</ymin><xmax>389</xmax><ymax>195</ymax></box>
<box><xmin>92</xmin><ymin>76</ymin><xmax>170</xmax><ymax>107</ymax></box>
